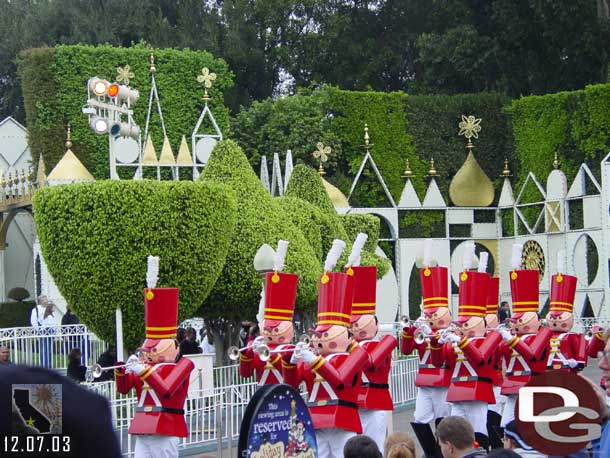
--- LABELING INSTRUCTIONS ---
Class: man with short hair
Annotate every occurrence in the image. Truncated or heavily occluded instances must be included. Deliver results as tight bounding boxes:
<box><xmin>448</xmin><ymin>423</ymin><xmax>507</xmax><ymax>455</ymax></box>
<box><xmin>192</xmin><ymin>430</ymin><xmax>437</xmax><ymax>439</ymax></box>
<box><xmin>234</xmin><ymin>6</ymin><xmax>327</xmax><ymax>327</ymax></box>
<box><xmin>0</xmin><ymin>345</ymin><xmax>10</xmax><ymax>365</ymax></box>
<box><xmin>498</xmin><ymin>302</ymin><xmax>510</xmax><ymax>323</ymax></box>
<box><xmin>343</xmin><ymin>435</ymin><xmax>382</xmax><ymax>458</ymax></box>
<box><xmin>436</xmin><ymin>416</ymin><xmax>487</xmax><ymax>458</ymax></box>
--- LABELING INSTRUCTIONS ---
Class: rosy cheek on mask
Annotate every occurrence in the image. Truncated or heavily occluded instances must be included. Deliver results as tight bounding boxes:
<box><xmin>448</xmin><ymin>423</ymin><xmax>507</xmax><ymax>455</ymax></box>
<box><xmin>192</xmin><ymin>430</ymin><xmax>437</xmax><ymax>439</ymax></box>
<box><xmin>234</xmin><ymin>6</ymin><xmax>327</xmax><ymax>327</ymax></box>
<box><xmin>561</xmin><ymin>323</ymin><xmax>567</xmax><ymax>329</ymax></box>
<box><xmin>329</xmin><ymin>342</ymin><xmax>337</xmax><ymax>350</ymax></box>
<box><xmin>437</xmin><ymin>320</ymin><xmax>445</xmax><ymax>326</ymax></box>
<box><xmin>359</xmin><ymin>330</ymin><xmax>367</xmax><ymax>338</ymax></box>
<box><xmin>278</xmin><ymin>336</ymin><xmax>285</xmax><ymax>343</ymax></box>
<box><xmin>523</xmin><ymin>326</ymin><xmax>529</xmax><ymax>333</ymax></box>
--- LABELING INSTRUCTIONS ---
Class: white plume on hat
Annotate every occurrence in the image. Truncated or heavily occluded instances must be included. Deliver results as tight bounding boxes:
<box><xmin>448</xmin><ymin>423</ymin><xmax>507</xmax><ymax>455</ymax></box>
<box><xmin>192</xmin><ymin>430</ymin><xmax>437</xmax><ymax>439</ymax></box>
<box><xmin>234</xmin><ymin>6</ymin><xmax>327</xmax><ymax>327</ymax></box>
<box><xmin>510</xmin><ymin>244</ymin><xmax>523</xmax><ymax>270</ymax></box>
<box><xmin>462</xmin><ymin>242</ymin><xmax>478</xmax><ymax>270</ymax></box>
<box><xmin>347</xmin><ymin>233</ymin><xmax>368</xmax><ymax>267</ymax></box>
<box><xmin>324</xmin><ymin>239</ymin><xmax>346</xmax><ymax>272</ymax></box>
<box><xmin>423</xmin><ymin>238</ymin><xmax>433</xmax><ymax>267</ymax></box>
<box><xmin>273</xmin><ymin>240</ymin><xmax>289</xmax><ymax>272</ymax></box>
<box><xmin>557</xmin><ymin>250</ymin><xmax>566</xmax><ymax>274</ymax></box>
<box><xmin>478</xmin><ymin>251</ymin><xmax>489</xmax><ymax>273</ymax></box>
<box><xmin>146</xmin><ymin>255</ymin><xmax>159</xmax><ymax>288</ymax></box>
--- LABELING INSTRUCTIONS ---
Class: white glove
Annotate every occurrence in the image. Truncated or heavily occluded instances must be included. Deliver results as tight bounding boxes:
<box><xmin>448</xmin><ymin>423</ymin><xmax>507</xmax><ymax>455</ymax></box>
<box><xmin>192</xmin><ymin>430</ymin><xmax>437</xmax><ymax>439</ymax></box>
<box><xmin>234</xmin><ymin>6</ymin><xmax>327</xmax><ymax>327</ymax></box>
<box><xmin>252</xmin><ymin>336</ymin><xmax>266</xmax><ymax>351</ymax></box>
<box><xmin>441</xmin><ymin>333</ymin><xmax>461</xmax><ymax>344</ymax></box>
<box><xmin>567</xmin><ymin>358</ymin><xmax>579</xmax><ymax>369</ymax></box>
<box><xmin>126</xmin><ymin>354</ymin><xmax>145</xmax><ymax>375</ymax></box>
<box><xmin>290</xmin><ymin>350</ymin><xmax>302</xmax><ymax>365</ymax></box>
<box><xmin>419</xmin><ymin>324</ymin><xmax>432</xmax><ymax>335</ymax></box>
<box><xmin>499</xmin><ymin>329</ymin><xmax>513</xmax><ymax>341</ymax></box>
<box><xmin>300</xmin><ymin>348</ymin><xmax>317</xmax><ymax>364</ymax></box>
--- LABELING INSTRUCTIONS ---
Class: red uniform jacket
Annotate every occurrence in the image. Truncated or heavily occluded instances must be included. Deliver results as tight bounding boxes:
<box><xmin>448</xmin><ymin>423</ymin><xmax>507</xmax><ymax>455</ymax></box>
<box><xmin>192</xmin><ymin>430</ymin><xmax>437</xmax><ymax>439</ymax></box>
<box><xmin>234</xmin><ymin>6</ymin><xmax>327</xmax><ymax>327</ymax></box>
<box><xmin>358</xmin><ymin>335</ymin><xmax>397</xmax><ymax>410</ymax></box>
<box><xmin>586</xmin><ymin>333</ymin><xmax>606</xmax><ymax>358</ymax></box>
<box><xmin>486</xmin><ymin>330</ymin><xmax>507</xmax><ymax>387</ymax></box>
<box><xmin>115</xmin><ymin>358</ymin><xmax>194</xmax><ymax>437</ymax></box>
<box><xmin>239</xmin><ymin>343</ymin><xmax>295</xmax><ymax>386</ymax></box>
<box><xmin>435</xmin><ymin>332</ymin><xmax>502</xmax><ymax>404</ymax></box>
<box><xmin>500</xmin><ymin>327</ymin><xmax>552</xmax><ymax>395</ymax></box>
<box><xmin>283</xmin><ymin>342</ymin><xmax>368</xmax><ymax>433</ymax></box>
<box><xmin>546</xmin><ymin>331</ymin><xmax>587</xmax><ymax>372</ymax></box>
<box><xmin>402</xmin><ymin>326</ymin><xmax>451</xmax><ymax>387</ymax></box>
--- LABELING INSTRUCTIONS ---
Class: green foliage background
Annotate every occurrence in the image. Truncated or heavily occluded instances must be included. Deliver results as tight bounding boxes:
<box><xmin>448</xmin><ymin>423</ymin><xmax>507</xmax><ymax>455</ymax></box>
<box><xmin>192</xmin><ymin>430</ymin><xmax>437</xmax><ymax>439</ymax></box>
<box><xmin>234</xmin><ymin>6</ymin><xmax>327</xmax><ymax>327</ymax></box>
<box><xmin>0</xmin><ymin>301</ymin><xmax>34</xmax><ymax>328</ymax></box>
<box><xmin>33</xmin><ymin>180</ymin><xmax>237</xmax><ymax>349</ymax></box>
<box><xmin>18</xmin><ymin>43</ymin><xmax>233</xmax><ymax>178</ymax></box>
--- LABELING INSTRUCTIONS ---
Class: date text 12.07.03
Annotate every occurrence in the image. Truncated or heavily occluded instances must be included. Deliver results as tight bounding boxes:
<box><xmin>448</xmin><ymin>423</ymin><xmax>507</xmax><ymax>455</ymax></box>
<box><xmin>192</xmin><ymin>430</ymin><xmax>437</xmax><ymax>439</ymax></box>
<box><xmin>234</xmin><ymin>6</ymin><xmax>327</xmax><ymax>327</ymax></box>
<box><xmin>3</xmin><ymin>435</ymin><xmax>71</xmax><ymax>453</ymax></box>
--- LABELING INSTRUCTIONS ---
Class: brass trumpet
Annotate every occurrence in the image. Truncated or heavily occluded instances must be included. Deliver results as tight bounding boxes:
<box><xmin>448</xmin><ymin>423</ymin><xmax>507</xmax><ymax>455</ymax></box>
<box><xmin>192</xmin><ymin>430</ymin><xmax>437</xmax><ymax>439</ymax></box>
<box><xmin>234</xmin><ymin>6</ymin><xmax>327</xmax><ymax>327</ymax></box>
<box><xmin>228</xmin><ymin>334</ymin><xmax>312</xmax><ymax>362</ymax></box>
<box><xmin>488</xmin><ymin>323</ymin><xmax>516</xmax><ymax>335</ymax></box>
<box><xmin>88</xmin><ymin>362</ymin><xmax>137</xmax><ymax>379</ymax></box>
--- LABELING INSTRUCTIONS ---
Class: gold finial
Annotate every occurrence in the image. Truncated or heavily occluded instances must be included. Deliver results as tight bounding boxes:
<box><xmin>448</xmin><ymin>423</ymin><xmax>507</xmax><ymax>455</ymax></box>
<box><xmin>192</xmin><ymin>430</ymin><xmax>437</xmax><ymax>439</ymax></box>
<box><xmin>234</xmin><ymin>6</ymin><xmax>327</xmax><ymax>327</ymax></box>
<box><xmin>401</xmin><ymin>159</ymin><xmax>414</xmax><ymax>178</ymax></box>
<box><xmin>553</xmin><ymin>152</ymin><xmax>560</xmax><ymax>169</ymax></box>
<box><xmin>428</xmin><ymin>158</ymin><xmax>437</xmax><ymax>177</ymax></box>
<box><xmin>313</xmin><ymin>142</ymin><xmax>331</xmax><ymax>176</ymax></box>
<box><xmin>65</xmin><ymin>124</ymin><xmax>72</xmax><ymax>150</ymax></box>
<box><xmin>197</xmin><ymin>67</ymin><xmax>217</xmax><ymax>101</ymax></box>
<box><xmin>501</xmin><ymin>158</ymin><xmax>511</xmax><ymax>177</ymax></box>
<box><xmin>364</xmin><ymin>123</ymin><xmax>370</xmax><ymax>147</ymax></box>
<box><xmin>116</xmin><ymin>65</ymin><xmax>134</xmax><ymax>85</ymax></box>
<box><xmin>458</xmin><ymin>114</ymin><xmax>482</xmax><ymax>148</ymax></box>
<box><xmin>149</xmin><ymin>48</ymin><xmax>156</xmax><ymax>74</ymax></box>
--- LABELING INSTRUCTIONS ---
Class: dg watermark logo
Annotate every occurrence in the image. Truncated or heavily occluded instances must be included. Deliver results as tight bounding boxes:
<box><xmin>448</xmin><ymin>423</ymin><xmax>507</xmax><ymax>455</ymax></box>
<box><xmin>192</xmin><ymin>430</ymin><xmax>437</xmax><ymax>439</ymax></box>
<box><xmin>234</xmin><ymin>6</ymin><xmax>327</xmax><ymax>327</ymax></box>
<box><xmin>515</xmin><ymin>370</ymin><xmax>602</xmax><ymax>455</ymax></box>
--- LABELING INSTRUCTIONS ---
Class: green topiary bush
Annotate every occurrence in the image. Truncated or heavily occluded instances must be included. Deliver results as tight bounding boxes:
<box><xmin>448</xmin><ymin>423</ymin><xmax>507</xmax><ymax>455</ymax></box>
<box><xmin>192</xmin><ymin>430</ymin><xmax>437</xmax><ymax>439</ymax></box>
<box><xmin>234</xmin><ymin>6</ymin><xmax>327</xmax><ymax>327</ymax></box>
<box><xmin>285</xmin><ymin>164</ymin><xmax>337</xmax><ymax>215</ymax></box>
<box><xmin>200</xmin><ymin>140</ymin><xmax>321</xmax><ymax>318</ymax></box>
<box><xmin>33</xmin><ymin>180</ymin><xmax>237</xmax><ymax>349</ymax></box>
<box><xmin>0</xmin><ymin>301</ymin><xmax>34</xmax><ymax>329</ymax></box>
<box><xmin>340</xmin><ymin>214</ymin><xmax>380</xmax><ymax>253</ymax></box>
<box><xmin>274</xmin><ymin>197</ymin><xmax>325</xmax><ymax>261</ymax></box>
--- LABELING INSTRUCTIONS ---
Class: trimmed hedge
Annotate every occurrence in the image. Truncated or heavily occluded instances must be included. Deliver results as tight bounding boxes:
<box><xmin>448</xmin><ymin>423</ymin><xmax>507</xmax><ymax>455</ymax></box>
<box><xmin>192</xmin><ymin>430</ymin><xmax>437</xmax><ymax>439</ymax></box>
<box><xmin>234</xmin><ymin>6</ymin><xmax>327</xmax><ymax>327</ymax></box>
<box><xmin>340</xmin><ymin>214</ymin><xmax>380</xmax><ymax>253</ymax></box>
<box><xmin>274</xmin><ymin>197</ymin><xmax>325</xmax><ymax>260</ymax></box>
<box><xmin>0</xmin><ymin>301</ymin><xmax>34</xmax><ymax>329</ymax></box>
<box><xmin>33</xmin><ymin>180</ymin><xmax>237</xmax><ymax>349</ymax></box>
<box><xmin>18</xmin><ymin>44</ymin><xmax>233</xmax><ymax>179</ymax></box>
<box><xmin>200</xmin><ymin>140</ymin><xmax>321</xmax><ymax>318</ymax></box>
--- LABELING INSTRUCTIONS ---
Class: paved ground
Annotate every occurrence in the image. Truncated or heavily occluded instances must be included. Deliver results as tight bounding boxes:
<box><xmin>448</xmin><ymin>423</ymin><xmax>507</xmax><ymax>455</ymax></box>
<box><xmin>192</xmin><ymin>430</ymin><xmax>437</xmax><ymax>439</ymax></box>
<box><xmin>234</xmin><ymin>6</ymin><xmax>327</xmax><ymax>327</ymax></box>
<box><xmin>187</xmin><ymin>363</ymin><xmax>604</xmax><ymax>457</ymax></box>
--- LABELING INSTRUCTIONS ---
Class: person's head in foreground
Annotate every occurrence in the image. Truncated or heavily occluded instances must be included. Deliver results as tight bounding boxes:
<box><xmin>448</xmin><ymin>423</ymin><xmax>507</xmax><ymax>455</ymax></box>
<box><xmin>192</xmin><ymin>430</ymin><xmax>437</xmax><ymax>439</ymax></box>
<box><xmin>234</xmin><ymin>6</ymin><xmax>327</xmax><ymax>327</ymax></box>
<box><xmin>344</xmin><ymin>434</ymin><xmax>382</xmax><ymax>458</ymax></box>
<box><xmin>384</xmin><ymin>431</ymin><xmax>415</xmax><ymax>458</ymax></box>
<box><xmin>436</xmin><ymin>416</ymin><xmax>482</xmax><ymax>458</ymax></box>
<box><xmin>503</xmin><ymin>420</ymin><xmax>535</xmax><ymax>452</ymax></box>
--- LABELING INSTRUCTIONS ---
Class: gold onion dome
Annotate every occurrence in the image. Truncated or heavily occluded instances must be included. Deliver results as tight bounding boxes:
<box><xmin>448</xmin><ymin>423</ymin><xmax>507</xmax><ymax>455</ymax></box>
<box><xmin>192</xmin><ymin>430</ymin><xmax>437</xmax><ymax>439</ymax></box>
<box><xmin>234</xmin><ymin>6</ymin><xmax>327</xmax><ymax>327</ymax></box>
<box><xmin>321</xmin><ymin>177</ymin><xmax>349</xmax><ymax>207</ymax></box>
<box><xmin>449</xmin><ymin>114</ymin><xmax>494</xmax><ymax>207</ymax></box>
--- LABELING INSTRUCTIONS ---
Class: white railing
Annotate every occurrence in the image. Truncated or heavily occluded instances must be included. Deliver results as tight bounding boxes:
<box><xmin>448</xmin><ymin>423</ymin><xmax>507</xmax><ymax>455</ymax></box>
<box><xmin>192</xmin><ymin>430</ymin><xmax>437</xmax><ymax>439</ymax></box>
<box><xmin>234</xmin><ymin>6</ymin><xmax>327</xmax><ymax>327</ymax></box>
<box><xmin>0</xmin><ymin>324</ymin><xmax>106</xmax><ymax>371</ymax></box>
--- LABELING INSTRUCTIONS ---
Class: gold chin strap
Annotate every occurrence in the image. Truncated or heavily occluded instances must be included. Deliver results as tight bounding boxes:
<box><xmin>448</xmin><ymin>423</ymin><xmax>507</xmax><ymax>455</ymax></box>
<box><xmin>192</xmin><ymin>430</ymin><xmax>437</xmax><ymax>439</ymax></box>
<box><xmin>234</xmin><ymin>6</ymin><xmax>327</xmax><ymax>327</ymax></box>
<box><xmin>263</xmin><ymin>323</ymin><xmax>292</xmax><ymax>337</ymax></box>
<box><xmin>316</xmin><ymin>327</ymin><xmax>348</xmax><ymax>342</ymax></box>
<box><xmin>459</xmin><ymin>316</ymin><xmax>484</xmax><ymax>333</ymax></box>
<box><xmin>516</xmin><ymin>313</ymin><xmax>538</xmax><ymax>328</ymax></box>
<box><xmin>145</xmin><ymin>339</ymin><xmax>175</xmax><ymax>357</ymax></box>
<box><xmin>352</xmin><ymin>315</ymin><xmax>375</xmax><ymax>330</ymax></box>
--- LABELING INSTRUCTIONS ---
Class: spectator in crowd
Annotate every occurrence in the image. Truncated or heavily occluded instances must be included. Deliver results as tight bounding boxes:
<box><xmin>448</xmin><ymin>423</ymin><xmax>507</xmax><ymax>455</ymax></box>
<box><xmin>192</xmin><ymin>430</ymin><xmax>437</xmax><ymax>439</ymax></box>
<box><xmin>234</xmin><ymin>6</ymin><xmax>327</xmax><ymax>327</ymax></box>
<box><xmin>344</xmin><ymin>435</ymin><xmax>382</xmax><ymax>458</ymax></box>
<box><xmin>384</xmin><ymin>432</ymin><xmax>415</xmax><ymax>458</ymax></box>
<box><xmin>179</xmin><ymin>327</ymin><xmax>202</xmax><ymax>357</ymax></box>
<box><xmin>503</xmin><ymin>420</ymin><xmax>545</xmax><ymax>458</ymax></box>
<box><xmin>62</xmin><ymin>306</ymin><xmax>82</xmax><ymax>358</ymax></box>
<box><xmin>436</xmin><ymin>416</ymin><xmax>487</xmax><ymax>458</ymax></box>
<box><xmin>240</xmin><ymin>321</ymin><xmax>252</xmax><ymax>347</ymax></box>
<box><xmin>487</xmin><ymin>450</ymin><xmax>522</xmax><ymax>458</ymax></box>
<box><xmin>30</xmin><ymin>297</ymin><xmax>58</xmax><ymax>368</ymax></box>
<box><xmin>95</xmin><ymin>345</ymin><xmax>117</xmax><ymax>382</ymax></box>
<box><xmin>67</xmin><ymin>348</ymin><xmax>86</xmax><ymax>383</ymax></box>
<box><xmin>61</xmin><ymin>306</ymin><xmax>80</xmax><ymax>326</ymax></box>
<box><xmin>596</xmin><ymin>326</ymin><xmax>610</xmax><ymax>454</ymax></box>
<box><xmin>246</xmin><ymin>324</ymin><xmax>259</xmax><ymax>346</ymax></box>
<box><xmin>0</xmin><ymin>364</ymin><xmax>121</xmax><ymax>457</ymax></box>
<box><xmin>0</xmin><ymin>345</ymin><xmax>10</xmax><ymax>365</ymax></box>
<box><xmin>176</xmin><ymin>327</ymin><xmax>186</xmax><ymax>345</ymax></box>
<box><xmin>200</xmin><ymin>328</ymin><xmax>216</xmax><ymax>355</ymax></box>
<box><xmin>498</xmin><ymin>301</ymin><xmax>511</xmax><ymax>323</ymax></box>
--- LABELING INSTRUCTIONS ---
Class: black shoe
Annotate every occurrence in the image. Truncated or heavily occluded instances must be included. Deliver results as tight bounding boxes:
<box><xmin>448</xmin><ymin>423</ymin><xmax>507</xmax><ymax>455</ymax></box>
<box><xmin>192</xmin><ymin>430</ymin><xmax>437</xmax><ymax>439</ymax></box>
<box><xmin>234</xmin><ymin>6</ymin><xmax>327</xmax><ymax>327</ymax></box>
<box><xmin>411</xmin><ymin>422</ymin><xmax>442</xmax><ymax>458</ymax></box>
<box><xmin>487</xmin><ymin>410</ymin><xmax>503</xmax><ymax>449</ymax></box>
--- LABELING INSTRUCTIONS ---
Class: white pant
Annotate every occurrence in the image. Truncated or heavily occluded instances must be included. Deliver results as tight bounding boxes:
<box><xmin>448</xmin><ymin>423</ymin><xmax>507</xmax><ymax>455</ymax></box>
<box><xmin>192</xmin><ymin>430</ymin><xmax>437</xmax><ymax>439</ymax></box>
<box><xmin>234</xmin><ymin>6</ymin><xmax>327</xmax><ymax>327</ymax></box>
<box><xmin>361</xmin><ymin>409</ymin><xmax>387</xmax><ymax>455</ymax></box>
<box><xmin>450</xmin><ymin>401</ymin><xmax>488</xmax><ymax>435</ymax></box>
<box><xmin>135</xmin><ymin>435</ymin><xmax>180</xmax><ymax>458</ymax></box>
<box><xmin>414</xmin><ymin>386</ymin><xmax>450</xmax><ymax>424</ymax></box>
<box><xmin>488</xmin><ymin>386</ymin><xmax>505</xmax><ymax>415</ymax></box>
<box><xmin>501</xmin><ymin>395</ymin><xmax>516</xmax><ymax>427</ymax></box>
<box><xmin>316</xmin><ymin>428</ymin><xmax>355</xmax><ymax>458</ymax></box>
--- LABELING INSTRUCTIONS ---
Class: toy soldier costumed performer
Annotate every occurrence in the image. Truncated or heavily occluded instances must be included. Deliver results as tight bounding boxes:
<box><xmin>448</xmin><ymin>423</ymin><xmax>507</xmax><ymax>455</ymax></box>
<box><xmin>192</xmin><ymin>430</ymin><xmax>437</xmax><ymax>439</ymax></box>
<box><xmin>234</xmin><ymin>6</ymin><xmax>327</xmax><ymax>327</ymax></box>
<box><xmin>115</xmin><ymin>256</ymin><xmax>195</xmax><ymax>458</ymax></box>
<box><xmin>284</xmin><ymin>239</ymin><xmax>369</xmax><ymax>458</ymax></box>
<box><xmin>239</xmin><ymin>240</ymin><xmax>299</xmax><ymax>387</ymax></box>
<box><xmin>434</xmin><ymin>242</ymin><xmax>502</xmax><ymax>450</ymax></box>
<box><xmin>347</xmin><ymin>233</ymin><xmax>397</xmax><ymax>455</ymax></box>
<box><xmin>545</xmin><ymin>250</ymin><xmax>604</xmax><ymax>372</ymax></box>
<box><xmin>402</xmin><ymin>239</ymin><xmax>452</xmax><ymax>458</ymax></box>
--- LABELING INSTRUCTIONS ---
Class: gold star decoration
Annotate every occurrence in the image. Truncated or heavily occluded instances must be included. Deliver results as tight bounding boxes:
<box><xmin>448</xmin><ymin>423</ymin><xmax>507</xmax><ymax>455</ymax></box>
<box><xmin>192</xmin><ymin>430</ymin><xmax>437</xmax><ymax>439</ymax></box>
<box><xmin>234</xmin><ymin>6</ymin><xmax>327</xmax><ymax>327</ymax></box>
<box><xmin>116</xmin><ymin>65</ymin><xmax>135</xmax><ymax>85</ymax></box>
<box><xmin>27</xmin><ymin>417</ymin><xmax>35</xmax><ymax>426</ymax></box>
<box><xmin>197</xmin><ymin>68</ymin><xmax>217</xmax><ymax>100</ymax></box>
<box><xmin>458</xmin><ymin>115</ymin><xmax>482</xmax><ymax>141</ymax></box>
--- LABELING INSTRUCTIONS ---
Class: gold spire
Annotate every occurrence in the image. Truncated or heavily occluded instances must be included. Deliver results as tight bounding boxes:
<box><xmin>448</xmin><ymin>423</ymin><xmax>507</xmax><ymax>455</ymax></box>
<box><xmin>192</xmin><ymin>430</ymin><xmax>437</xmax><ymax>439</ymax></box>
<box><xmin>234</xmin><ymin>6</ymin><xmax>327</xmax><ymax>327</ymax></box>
<box><xmin>197</xmin><ymin>67</ymin><xmax>217</xmax><ymax>101</ymax></box>
<box><xmin>553</xmin><ymin>152</ymin><xmax>560</xmax><ymax>169</ymax></box>
<box><xmin>364</xmin><ymin>123</ymin><xmax>370</xmax><ymax>147</ymax></box>
<box><xmin>158</xmin><ymin>136</ymin><xmax>176</xmax><ymax>165</ymax></box>
<box><xmin>428</xmin><ymin>158</ymin><xmax>437</xmax><ymax>177</ymax></box>
<box><xmin>149</xmin><ymin>48</ymin><xmax>156</xmax><ymax>74</ymax></box>
<box><xmin>176</xmin><ymin>135</ymin><xmax>193</xmax><ymax>165</ymax></box>
<box><xmin>501</xmin><ymin>158</ymin><xmax>511</xmax><ymax>177</ymax></box>
<box><xmin>142</xmin><ymin>135</ymin><xmax>158</xmax><ymax>164</ymax></box>
<box><xmin>65</xmin><ymin>124</ymin><xmax>72</xmax><ymax>150</ymax></box>
<box><xmin>47</xmin><ymin>130</ymin><xmax>94</xmax><ymax>182</ymax></box>
<box><xmin>313</xmin><ymin>142</ymin><xmax>331</xmax><ymax>176</ymax></box>
<box><xmin>401</xmin><ymin>159</ymin><xmax>414</xmax><ymax>179</ymax></box>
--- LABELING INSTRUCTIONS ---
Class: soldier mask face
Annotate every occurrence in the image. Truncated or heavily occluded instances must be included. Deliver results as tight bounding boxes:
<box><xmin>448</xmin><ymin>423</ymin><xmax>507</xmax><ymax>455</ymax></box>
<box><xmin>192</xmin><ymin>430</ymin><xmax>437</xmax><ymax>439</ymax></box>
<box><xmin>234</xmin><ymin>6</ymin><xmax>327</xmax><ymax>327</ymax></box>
<box><xmin>485</xmin><ymin>313</ymin><xmax>499</xmax><ymax>329</ymax></box>
<box><xmin>312</xmin><ymin>325</ymin><xmax>350</xmax><ymax>356</ymax></box>
<box><xmin>142</xmin><ymin>339</ymin><xmax>178</xmax><ymax>364</ymax></box>
<box><xmin>262</xmin><ymin>320</ymin><xmax>294</xmax><ymax>345</ymax></box>
<box><xmin>351</xmin><ymin>314</ymin><xmax>377</xmax><ymax>341</ymax></box>
<box><xmin>459</xmin><ymin>316</ymin><xmax>486</xmax><ymax>337</ymax></box>
<box><xmin>513</xmin><ymin>312</ymin><xmax>540</xmax><ymax>335</ymax></box>
<box><xmin>428</xmin><ymin>308</ymin><xmax>451</xmax><ymax>330</ymax></box>
<box><xmin>546</xmin><ymin>311</ymin><xmax>573</xmax><ymax>331</ymax></box>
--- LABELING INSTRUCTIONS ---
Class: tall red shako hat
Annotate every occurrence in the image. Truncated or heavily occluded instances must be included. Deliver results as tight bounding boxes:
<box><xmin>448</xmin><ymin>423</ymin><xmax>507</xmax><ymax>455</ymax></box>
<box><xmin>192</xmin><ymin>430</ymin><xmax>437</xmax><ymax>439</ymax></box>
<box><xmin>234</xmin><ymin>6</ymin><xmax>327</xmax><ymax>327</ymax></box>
<box><xmin>486</xmin><ymin>277</ymin><xmax>500</xmax><ymax>315</ymax></box>
<box><xmin>509</xmin><ymin>244</ymin><xmax>539</xmax><ymax>319</ymax></box>
<box><xmin>261</xmin><ymin>240</ymin><xmax>299</xmax><ymax>328</ymax></box>
<box><xmin>344</xmin><ymin>232</ymin><xmax>376</xmax><ymax>323</ymax></box>
<box><xmin>141</xmin><ymin>255</ymin><xmax>178</xmax><ymax>351</ymax></box>
<box><xmin>455</xmin><ymin>243</ymin><xmax>489</xmax><ymax>323</ymax></box>
<box><xmin>314</xmin><ymin>239</ymin><xmax>350</xmax><ymax>334</ymax></box>
<box><xmin>549</xmin><ymin>250</ymin><xmax>576</xmax><ymax>317</ymax></box>
<box><xmin>419</xmin><ymin>239</ymin><xmax>449</xmax><ymax>317</ymax></box>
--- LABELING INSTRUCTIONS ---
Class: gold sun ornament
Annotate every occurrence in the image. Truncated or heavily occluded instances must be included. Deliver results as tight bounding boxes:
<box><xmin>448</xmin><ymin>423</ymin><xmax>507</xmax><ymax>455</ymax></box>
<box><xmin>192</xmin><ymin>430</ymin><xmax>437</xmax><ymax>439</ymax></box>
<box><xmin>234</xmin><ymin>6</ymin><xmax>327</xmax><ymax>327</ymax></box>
<box><xmin>116</xmin><ymin>65</ymin><xmax>135</xmax><ymax>85</ymax></box>
<box><xmin>197</xmin><ymin>67</ymin><xmax>217</xmax><ymax>101</ymax></box>
<box><xmin>313</xmin><ymin>142</ymin><xmax>332</xmax><ymax>176</ymax></box>
<box><xmin>458</xmin><ymin>115</ymin><xmax>482</xmax><ymax>143</ymax></box>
